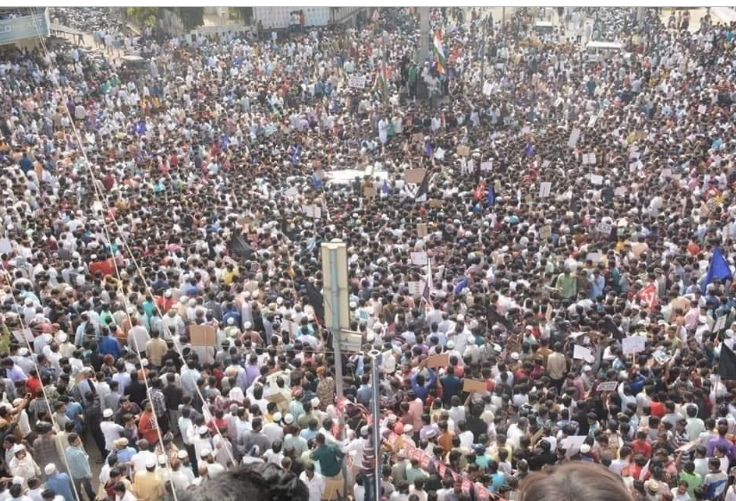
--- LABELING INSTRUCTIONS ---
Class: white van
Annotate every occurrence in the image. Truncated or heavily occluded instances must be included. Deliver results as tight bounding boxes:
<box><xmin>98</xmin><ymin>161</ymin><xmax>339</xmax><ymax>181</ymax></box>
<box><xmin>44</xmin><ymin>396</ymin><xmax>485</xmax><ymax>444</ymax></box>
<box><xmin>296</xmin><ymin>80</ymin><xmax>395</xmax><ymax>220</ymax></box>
<box><xmin>584</xmin><ymin>41</ymin><xmax>626</xmax><ymax>64</ymax></box>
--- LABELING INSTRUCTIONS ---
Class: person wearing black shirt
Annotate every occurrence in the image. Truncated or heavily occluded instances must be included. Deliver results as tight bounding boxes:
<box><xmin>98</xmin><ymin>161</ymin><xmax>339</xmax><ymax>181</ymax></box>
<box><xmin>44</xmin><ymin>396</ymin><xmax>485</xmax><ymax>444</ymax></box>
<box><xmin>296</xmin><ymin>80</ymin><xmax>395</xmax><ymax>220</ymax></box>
<box><xmin>465</xmin><ymin>403</ymin><xmax>488</xmax><ymax>440</ymax></box>
<box><xmin>124</xmin><ymin>371</ymin><xmax>148</xmax><ymax>407</ymax></box>
<box><xmin>527</xmin><ymin>439</ymin><xmax>558</xmax><ymax>471</ymax></box>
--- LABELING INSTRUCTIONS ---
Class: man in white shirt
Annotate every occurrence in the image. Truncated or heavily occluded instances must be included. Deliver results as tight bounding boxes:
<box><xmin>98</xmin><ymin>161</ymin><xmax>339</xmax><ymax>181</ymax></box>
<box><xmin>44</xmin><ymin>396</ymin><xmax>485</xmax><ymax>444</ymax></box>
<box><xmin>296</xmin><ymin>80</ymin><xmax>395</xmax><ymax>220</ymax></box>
<box><xmin>100</xmin><ymin>408</ymin><xmax>124</xmax><ymax>456</ymax></box>
<box><xmin>299</xmin><ymin>463</ymin><xmax>325</xmax><ymax>501</ymax></box>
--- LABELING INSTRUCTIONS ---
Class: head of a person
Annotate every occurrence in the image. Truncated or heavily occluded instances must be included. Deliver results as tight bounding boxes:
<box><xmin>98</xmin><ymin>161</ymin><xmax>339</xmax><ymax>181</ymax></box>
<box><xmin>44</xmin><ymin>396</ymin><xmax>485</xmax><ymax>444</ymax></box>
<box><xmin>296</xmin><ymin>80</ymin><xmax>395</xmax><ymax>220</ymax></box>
<box><xmin>518</xmin><ymin>462</ymin><xmax>633</xmax><ymax>501</ymax></box>
<box><xmin>176</xmin><ymin>463</ymin><xmax>308</xmax><ymax>501</ymax></box>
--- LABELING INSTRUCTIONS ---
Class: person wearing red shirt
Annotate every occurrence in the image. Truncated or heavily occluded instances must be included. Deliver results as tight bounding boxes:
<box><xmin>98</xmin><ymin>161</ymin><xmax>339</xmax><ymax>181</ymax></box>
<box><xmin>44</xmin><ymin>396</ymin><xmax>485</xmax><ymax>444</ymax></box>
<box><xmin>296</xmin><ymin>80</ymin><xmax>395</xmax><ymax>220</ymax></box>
<box><xmin>137</xmin><ymin>403</ymin><xmax>159</xmax><ymax>445</ymax></box>
<box><xmin>26</xmin><ymin>373</ymin><xmax>42</xmax><ymax>396</ymax></box>
<box><xmin>631</xmin><ymin>430</ymin><xmax>652</xmax><ymax>459</ymax></box>
<box><xmin>89</xmin><ymin>256</ymin><xmax>114</xmax><ymax>278</ymax></box>
<box><xmin>650</xmin><ymin>398</ymin><xmax>666</xmax><ymax>418</ymax></box>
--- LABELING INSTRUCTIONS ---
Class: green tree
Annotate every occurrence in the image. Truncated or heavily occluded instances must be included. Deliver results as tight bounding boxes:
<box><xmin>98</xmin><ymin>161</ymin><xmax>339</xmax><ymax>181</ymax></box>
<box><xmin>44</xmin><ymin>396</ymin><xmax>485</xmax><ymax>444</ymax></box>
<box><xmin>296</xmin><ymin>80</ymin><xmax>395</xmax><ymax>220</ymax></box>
<box><xmin>165</xmin><ymin>7</ymin><xmax>204</xmax><ymax>31</ymax></box>
<box><xmin>126</xmin><ymin>7</ymin><xmax>159</xmax><ymax>28</ymax></box>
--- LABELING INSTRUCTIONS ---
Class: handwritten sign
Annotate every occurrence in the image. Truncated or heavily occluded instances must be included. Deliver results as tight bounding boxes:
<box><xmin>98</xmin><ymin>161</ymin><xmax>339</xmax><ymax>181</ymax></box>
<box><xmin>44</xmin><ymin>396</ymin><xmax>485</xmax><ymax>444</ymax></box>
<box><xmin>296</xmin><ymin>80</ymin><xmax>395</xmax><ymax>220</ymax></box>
<box><xmin>417</xmin><ymin>223</ymin><xmax>428</xmax><ymax>238</ymax></box>
<box><xmin>407</xmin><ymin>281</ymin><xmax>425</xmax><ymax>296</ymax></box>
<box><xmin>349</xmin><ymin>75</ymin><xmax>367</xmax><ymax>88</ymax></box>
<box><xmin>457</xmin><ymin>145</ymin><xmax>470</xmax><ymax>157</ymax></box>
<box><xmin>622</xmin><ymin>336</ymin><xmax>646</xmax><ymax>355</ymax></box>
<box><xmin>480</xmin><ymin>161</ymin><xmax>493</xmax><ymax>172</ymax></box>
<box><xmin>303</xmin><ymin>205</ymin><xmax>322</xmax><ymax>219</ymax></box>
<box><xmin>596</xmin><ymin>222</ymin><xmax>613</xmax><ymax>236</ymax></box>
<box><xmin>539</xmin><ymin>182</ymin><xmax>552</xmax><ymax>198</ymax></box>
<box><xmin>589</xmin><ymin>174</ymin><xmax>603</xmax><ymax>185</ymax></box>
<box><xmin>597</xmin><ymin>381</ymin><xmax>619</xmax><ymax>392</ymax></box>
<box><xmin>405</xmin><ymin>168</ymin><xmax>426</xmax><ymax>184</ymax></box>
<box><xmin>190</xmin><ymin>324</ymin><xmax>217</xmax><ymax>346</ymax></box>
<box><xmin>426</xmin><ymin>353</ymin><xmax>449</xmax><ymax>369</ymax></box>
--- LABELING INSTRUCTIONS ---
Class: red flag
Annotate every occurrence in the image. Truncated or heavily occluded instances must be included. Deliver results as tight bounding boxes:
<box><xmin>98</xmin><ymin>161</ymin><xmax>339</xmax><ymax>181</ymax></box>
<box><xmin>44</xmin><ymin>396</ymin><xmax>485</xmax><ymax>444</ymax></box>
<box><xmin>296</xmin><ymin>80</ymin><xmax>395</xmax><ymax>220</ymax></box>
<box><xmin>637</xmin><ymin>283</ymin><xmax>658</xmax><ymax>311</ymax></box>
<box><xmin>474</xmin><ymin>181</ymin><xmax>487</xmax><ymax>201</ymax></box>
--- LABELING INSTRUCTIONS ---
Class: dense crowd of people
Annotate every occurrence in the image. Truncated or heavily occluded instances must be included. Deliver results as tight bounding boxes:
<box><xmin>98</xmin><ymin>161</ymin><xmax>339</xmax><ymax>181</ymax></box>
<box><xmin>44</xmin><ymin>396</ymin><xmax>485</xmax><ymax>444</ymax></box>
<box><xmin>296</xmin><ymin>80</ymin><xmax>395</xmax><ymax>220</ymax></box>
<box><xmin>1</xmin><ymin>5</ymin><xmax>736</xmax><ymax>501</ymax></box>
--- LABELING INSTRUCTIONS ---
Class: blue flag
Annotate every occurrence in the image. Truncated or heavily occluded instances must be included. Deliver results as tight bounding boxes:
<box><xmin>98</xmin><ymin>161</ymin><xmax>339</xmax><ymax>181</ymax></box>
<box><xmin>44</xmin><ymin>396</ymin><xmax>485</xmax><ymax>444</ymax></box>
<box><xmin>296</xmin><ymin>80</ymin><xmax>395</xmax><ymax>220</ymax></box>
<box><xmin>454</xmin><ymin>277</ymin><xmax>469</xmax><ymax>295</ymax></box>
<box><xmin>382</xmin><ymin>180</ymin><xmax>391</xmax><ymax>195</ymax></box>
<box><xmin>702</xmin><ymin>247</ymin><xmax>732</xmax><ymax>293</ymax></box>
<box><xmin>311</xmin><ymin>174</ymin><xmax>322</xmax><ymax>189</ymax></box>
<box><xmin>291</xmin><ymin>144</ymin><xmax>302</xmax><ymax>165</ymax></box>
<box><xmin>487</xmin><ymin>185</ymin><xmax>496</xmax><ymax>206</ymax></box>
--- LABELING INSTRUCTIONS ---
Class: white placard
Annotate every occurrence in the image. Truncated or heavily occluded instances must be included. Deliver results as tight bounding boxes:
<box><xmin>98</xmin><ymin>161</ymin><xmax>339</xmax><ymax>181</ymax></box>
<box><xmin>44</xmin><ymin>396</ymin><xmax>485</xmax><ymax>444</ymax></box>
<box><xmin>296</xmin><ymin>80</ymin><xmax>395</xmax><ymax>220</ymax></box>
<box><xmin>541</xmin><ymin>160</ymin><xmax>551</xmax><ymax>169</ymax></box>
<box><xmin>410</xmin><ymin>252</ymin><xmax>428</xmax><ymax>266</ymax></box>
<box><xmin>561</xmin><ymin>435</ymin><xmax>588</xmax><ymax>456</ymax></box>
<box><xmin>661</xmin><ymin>168</ymin><xmax>672</xmax><ymax>179</ymax></box>
<box><xmin>588</xmin><ymin>115</ymin><xmax>598</xmax><ymax>128</ymax></box>
<box><xmin>573</xmin><ymin>345</ymin><xmax>594</xmax><ymax>363</ymax></box>
<box><xmin>586</xmin><ymin>252</ymin><xmax>603</xmax><ymax>264</ymax></box>
<box><xmin>614</xmin><ymin>187</ymin><xmax>626</xmax><ymax>197</ymax></box>
<box><xmin>349</xmin><ymin>75</ymin><xmax>367</xmax><ymax>88</ymax></box>
<box><xmin>0</xmin><ymin>238</ymin><xmax>11</xmax><ymax>254</ymax></box>
<box><xmin>589</xmin><ymin>174</ymin><xmax>603</xmax><ymax>185</ymax></box>
<box><xmin>539</xmin><ymin>182</ymin><xmax>552</xmax><ymax>198</ymax></box>
<box><xmin>596</xmin><ymin>222</ymin><xmax>613</xmax><ymax>235</ymax></box>
<box><xmin>12</xmin><ymin>329</ymin><xmax>34</xmax><ymax>344</ymax></box>
<box><xmin>303</xmin><ymin>205</ymin><xmax>322</xmax><ymax>219</ymax></box>
<box><xmin>597</xmin><ymin>381</ymin><xmax>619</xmax><ymax>392</ymax></box>
<box><xmin>480</xmin><ymin>161</ymin><xmax>493</xmax><ymax>172</ymax></box>
<box><xmin>521</xmin><ymin>126</ymin><xmax>530</xmax><ymax>135</ymax></box>
<box><xmin>568</xmin><ymin>128</ymin><xmax>581</xmax><ymax>148</ymax></box>
<box><xmin>713</xmin><ymin>315</ymin><xmax>728</xmax><ymax>333</ymax></box>
<box><xmin>434</xmin><ymin>148</ymin><xmax>445</xmax><ymax>160</ymax></box>
<box><xmin>698</xmin><ymin>105</ymin><xmax>707</xmax><ymax>114</ymax></box>
<box><xmin>408</xmin><ymin>281</ymin><xmax>426</xmax><ymax>296</ymax></box>
<box><xmin>622</xmin><ymin>336</ymin><xmax>646</xmax><ymax>355</ymax></box>
<box><xmin>582</xmin><ymin>153</ymin><xmax>597</xmax><ymax>165</ymax></box>
<box><xmin>284</xmin><ymin>187</ymin><xmax>299</xmax><ymax>198</ymax></box>
<box><xmin>482</xmin><ymin>82</ymin><xmax>492</xmax><ymax>96</ymax></box>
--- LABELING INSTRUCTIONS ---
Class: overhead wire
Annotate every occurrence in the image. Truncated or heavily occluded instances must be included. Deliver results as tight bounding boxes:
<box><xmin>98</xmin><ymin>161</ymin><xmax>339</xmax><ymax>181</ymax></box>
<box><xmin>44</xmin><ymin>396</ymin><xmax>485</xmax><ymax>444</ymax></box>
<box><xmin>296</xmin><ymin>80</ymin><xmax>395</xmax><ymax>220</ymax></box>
<box><xmin>26</xmin><ymin>8</ymin><xmax>238</xmax><ymax>470</ymax></box>
<box><xmin>25</xmin><ymin>8</ymin><xmax>186</xmax><ymax>499</ymax></box>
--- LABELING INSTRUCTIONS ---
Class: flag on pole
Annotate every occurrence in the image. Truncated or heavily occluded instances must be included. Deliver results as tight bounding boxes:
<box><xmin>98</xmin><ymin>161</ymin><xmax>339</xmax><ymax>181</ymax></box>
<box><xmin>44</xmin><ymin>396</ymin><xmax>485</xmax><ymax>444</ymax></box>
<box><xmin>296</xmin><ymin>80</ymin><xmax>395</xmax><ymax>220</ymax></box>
<box><xmin>701</xmin><ymin>246</ymin><xmax>732</xmax><ymax>293</ymax></box>
<box><xmin>433</xmin><ymin>30</ymin><xmax>447</xmax><ymax>74</ymax></box>
<box><xmin>636</xmin><ymin>283</ymin><xmax>658</xmax><ymax>312</ymax></box>
<box><xmin>423</xmin><ymin>258</ymin><xmax>433</xmax><ymax>302</ymax></box>
<box><xmin>382</xmin><ymin>180</ymin><xmax>391</xmax><ymax>195</ymax></box>
<box><xmin>474</xmin><ymin>181</ymin><xmax>487</xmax><ymax>201</ymax></box>
<box><xmin>719</xmin><ymin>344</ymin><xmax>736</xmax><ymax>381</ymax></box>
<box><xmin>415</xmin><ymin>170</ymin><xmax>430</xmax><ymax>201</ymax></box>
<box><xmin>487</xmin><ymin>184</ymin><xmax>496</xmax><ymax>206</ymax></box>
<box><xmin>454</xmin><ymin>276</ymin><xmax>469</xmax><ymax>294</ymax></box>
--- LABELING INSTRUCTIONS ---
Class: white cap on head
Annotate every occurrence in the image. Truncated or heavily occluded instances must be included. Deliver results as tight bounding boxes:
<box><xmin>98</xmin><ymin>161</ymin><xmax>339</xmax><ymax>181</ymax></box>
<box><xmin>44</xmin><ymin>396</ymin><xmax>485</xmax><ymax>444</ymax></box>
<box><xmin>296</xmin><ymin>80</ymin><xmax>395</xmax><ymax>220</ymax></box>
<box><xmin>103</xmin><ymin>408</ymin><xmax>114</xmax><ymax>418</ymax></box>
<box><xmin>177</xmin><ymin>450</ymin><xmax>188</xmax><ymax>460</ymax></box>
<box><xmin>44</xmin><ymin>464</ymin><xmax>57</xmax><ymax>476</ymax></box>
<box><xmin>200</xmin><ymin>448</ymin><xmax>212</xmax><ymax>458</ymax></box>
<box><xmin>145</xmin><ymin>458</ymin><xmax>156</xmax><ymax>468</ymax></box>
<box><xmin>580</xmin><ymin>444</ymin><xmax>591</xmax><ymax>454</ymax></box>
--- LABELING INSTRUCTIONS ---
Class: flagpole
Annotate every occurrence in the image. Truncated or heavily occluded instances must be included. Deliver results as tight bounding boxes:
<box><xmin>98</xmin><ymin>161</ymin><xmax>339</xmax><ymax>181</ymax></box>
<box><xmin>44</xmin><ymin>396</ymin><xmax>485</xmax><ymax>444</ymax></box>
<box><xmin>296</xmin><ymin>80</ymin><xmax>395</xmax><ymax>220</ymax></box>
<box><xmin>713</xmin><ymin>375</ymin><xmax>720</xmax><ymax>418</ymax></box>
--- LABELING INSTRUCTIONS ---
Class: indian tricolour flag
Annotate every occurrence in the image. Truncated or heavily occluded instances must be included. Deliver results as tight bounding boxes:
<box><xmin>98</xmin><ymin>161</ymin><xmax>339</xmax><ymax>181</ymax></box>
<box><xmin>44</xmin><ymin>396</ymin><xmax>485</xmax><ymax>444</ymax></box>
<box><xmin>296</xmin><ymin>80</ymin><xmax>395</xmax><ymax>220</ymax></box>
<box><xmin>433</xmin><ymin>29</ymin><xmax>446</xmax><ymax>74</ymax></box>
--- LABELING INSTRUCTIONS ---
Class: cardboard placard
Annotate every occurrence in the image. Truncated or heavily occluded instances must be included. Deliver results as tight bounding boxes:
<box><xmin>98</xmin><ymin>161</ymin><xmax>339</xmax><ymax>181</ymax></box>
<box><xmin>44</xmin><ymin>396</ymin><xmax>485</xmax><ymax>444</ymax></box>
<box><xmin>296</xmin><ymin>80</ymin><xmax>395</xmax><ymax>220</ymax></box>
<box><xmin>363</xmin><ymin>186</ymin><xmax>377</xmax><ymax>198</ymax></box>
<box><xmin>412</xmin><ymin>132</ymin><xmax>424</xmax><ymax>143</ymax></box>
<box><xmin>410</xmin><ymin>252</ymin><xmax>428</xmax><ymax>266</ymax></box>
<box><xmin>622</xmin><ymin>336</ymin><xmax>646</xmax><ymax>355</ymax></box>
<box><xmin>457</xmin><ymin>145</ymin><xmax>470</xmax><ymax>157</ymax></box>
<box><xmin>539</xmin><ymin>182</ymin><xmax>551</xmax><ymax>198</ymax></box>
<box><xmin>405</xmin><ymin>168</ymin><xmax>426</xmax><ymax>184</ymax></box>
<box><xmin>426</xmin><ymin>353</ymin><xmax>449</xmax><ymax>369</ymax></box>
<box><xmin>190</xmin><ymin>324</ymin><xmax>217</xmax><ymax>346</ymax></box>
<box><xmin>463</xmin><ymin>379</ymin><xmax>488</xmax><ymax>394</ymax></box>
<box><xmin>480</xmin><ymin>161</ymin><xmax>493</xmax><ymax>172</ymax></box>
<box><xmin>417</xmin><ymin>223</ymin><xmax>428</xmax><ymax>238</ymax></box>
<box><xmin>266</xmin><ymin>391</ymin><xmax>287</xmax><ymax>403</ymax></box>
<box><xmin>428</xmin><ymin>199</ymin><xmax>443</xmax><ymax>208</ymax></box>
<box><xmin>597</xmin><ymin>381</ymin><xmax>619</xmax><ymax>392</ymax></box>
